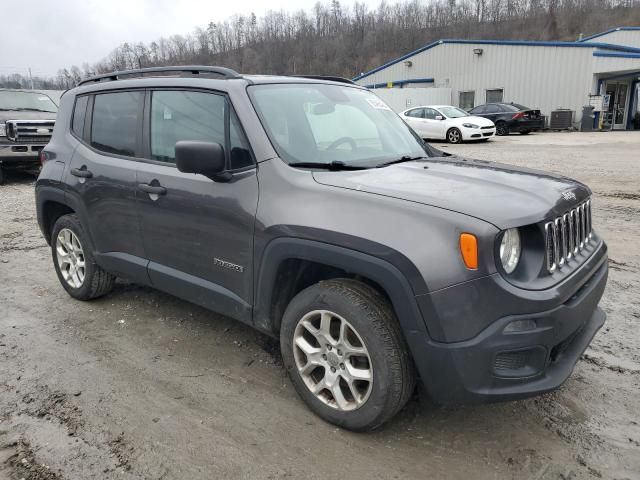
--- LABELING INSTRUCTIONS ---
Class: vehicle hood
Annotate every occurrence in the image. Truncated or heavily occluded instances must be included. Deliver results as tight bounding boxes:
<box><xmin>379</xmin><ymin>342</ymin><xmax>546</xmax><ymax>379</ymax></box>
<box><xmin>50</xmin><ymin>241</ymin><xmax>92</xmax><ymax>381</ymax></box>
<box><xmin>0</xmin><ymin>111</ymin><xmax>57</xmax><ymax>122</ymax></box>
<box><xmin>312</xmin><ymin>156</ymin><xmax>591</xmax><ymax>229</ymax></box>
<box><xmin>449</xmin><ymin>115</ymin><xmax>494</xmax><ymax>127</ymax></box>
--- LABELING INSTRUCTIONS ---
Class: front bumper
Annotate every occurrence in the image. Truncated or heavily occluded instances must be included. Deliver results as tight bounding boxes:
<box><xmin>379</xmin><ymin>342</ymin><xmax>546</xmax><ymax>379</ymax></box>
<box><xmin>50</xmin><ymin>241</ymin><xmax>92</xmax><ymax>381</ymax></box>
<box><xmin>408</xmin><ymin>243</ymin><xmax>608</xmax><ymax>404</ymax></box>
<box><xmin>0</xmin><ymin>143</ymin><xmax>44</xmax><ymax>165</ymax></box>
<box><xmin>463</xmin><ymin>127</ymin><xmax>496</xmax><ymax>140</ymax></box>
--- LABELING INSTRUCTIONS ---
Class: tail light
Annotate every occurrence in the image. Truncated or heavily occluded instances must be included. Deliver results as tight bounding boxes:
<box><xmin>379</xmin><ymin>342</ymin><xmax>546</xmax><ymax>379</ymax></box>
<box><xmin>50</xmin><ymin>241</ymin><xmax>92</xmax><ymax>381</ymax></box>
<box><xmin>40</xmin><ymin>150</ymin><xmax>55</xmax><ymax>165</ymax></box>
<box><xmin>512</xmin><ymin>112</ymin><xmax>525</xmax><ymax>120</ymax></box>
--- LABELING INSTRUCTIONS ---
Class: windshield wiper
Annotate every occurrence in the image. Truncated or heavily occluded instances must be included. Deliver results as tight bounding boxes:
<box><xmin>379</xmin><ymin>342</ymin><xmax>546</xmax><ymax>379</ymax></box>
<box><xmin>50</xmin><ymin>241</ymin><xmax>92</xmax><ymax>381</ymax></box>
<box><xmin>11</xmin><ymin>108</ymin><xmax>55</xmax><ymax>113</ymax></box>
<box><xmin>376</xmin><ymin>155</ymin><xmax>426</xmax><ymax>168</ymax></box>
<box><xmin>288</xmin><ymin>161</ymin><xmax>366</xmax><ymax>171</ymax></box>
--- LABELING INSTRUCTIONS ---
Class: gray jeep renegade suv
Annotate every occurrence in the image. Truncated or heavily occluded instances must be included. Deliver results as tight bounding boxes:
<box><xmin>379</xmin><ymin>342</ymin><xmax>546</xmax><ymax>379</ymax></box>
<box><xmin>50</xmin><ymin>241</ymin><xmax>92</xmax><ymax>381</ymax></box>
<box><xmin>35</xmin><ymin>66</ymin><xmax>608</xmax><ymax>431</ymax></box>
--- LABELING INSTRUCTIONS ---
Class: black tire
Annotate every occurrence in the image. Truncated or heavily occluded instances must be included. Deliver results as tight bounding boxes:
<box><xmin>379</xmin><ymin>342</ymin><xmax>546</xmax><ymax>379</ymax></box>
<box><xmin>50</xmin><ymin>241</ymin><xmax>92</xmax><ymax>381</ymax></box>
<box><xmin>520</xmin><ymin>130</ymin><xmax>531</xmax><ymax>135</ymax></box>
<box><xmin>446</xmin><ymin>127</ymin><xmax>463</xmax><ymax>144</ymax></box>
<box><xmin>51</xmin><ymin>214</ymin><xmax>115</xmax><ymax>300</ymax></box>
<box><xmin>280</xmin><ymin>278</ymin><xmax>416</xmax><ymax>431</ymax></box>
<box><xmin>0</xmin><ymin>166</ymin><xmax>4</xmax><ymax>185</ymax></box>
<box><xmin>496</xmin><ymin>122</ymin><xmax>509</xmax><ymax>136</ymax></box>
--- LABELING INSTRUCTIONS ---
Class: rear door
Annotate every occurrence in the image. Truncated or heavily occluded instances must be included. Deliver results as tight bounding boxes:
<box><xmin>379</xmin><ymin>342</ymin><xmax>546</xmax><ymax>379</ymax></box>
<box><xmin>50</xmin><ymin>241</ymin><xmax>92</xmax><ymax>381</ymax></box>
<box><xmin>65</xmin><ymin>90</ymin><xmax>148</xmax><ymax>283</ymax></box>
<box><xmin>135</xmin><ymin>89</ymin><xmax>259</xmax><ymax>323</ymax></box>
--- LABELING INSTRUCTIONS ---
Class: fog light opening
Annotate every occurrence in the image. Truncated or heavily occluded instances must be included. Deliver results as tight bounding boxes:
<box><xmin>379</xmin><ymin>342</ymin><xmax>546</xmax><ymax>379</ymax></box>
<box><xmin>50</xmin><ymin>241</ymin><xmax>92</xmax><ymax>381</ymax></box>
<box><xmin>503</xmin><ymin>319</ymin><xmax>537</xmax><ymax>333</ymax></box>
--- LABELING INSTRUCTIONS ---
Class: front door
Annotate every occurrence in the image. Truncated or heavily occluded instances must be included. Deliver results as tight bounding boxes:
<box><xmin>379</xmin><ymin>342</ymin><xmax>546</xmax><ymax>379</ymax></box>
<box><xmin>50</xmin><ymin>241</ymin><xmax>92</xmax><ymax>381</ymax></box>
<box><xmin>136</xmin><ymin>89</ymin><xmax>259</xmax><ymax>324</ymax></box>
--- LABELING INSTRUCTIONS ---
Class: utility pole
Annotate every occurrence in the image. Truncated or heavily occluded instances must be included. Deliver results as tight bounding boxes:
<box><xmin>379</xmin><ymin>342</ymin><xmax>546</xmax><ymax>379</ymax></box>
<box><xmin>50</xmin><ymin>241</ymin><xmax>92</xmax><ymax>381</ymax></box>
<box><xmin>28</xmin><ymin>68</ymin><xmax>34</xmax><ymax>89</ymax></box>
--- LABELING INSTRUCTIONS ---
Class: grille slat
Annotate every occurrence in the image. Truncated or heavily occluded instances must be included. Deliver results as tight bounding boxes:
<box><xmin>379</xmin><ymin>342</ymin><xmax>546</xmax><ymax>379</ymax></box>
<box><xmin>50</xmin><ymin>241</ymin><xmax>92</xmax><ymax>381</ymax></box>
<box><xmin>544</xmin><ymin>199</ymin><xmax>593</xmax><ymax>274</ymax></box>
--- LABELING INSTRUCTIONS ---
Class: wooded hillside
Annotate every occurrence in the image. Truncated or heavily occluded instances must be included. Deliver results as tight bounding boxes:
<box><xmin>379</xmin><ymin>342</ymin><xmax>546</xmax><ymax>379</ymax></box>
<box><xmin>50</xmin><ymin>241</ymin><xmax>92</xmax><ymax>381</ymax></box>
<box><xmin>3</xmin><ymin>0</ymin><xmax>640</xmax><ymax>89</ymax></box>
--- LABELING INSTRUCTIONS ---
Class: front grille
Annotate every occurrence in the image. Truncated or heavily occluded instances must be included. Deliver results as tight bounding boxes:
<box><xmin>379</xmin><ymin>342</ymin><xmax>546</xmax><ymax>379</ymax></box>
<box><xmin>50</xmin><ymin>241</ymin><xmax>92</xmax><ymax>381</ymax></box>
<box><xmin>544</xmin><ymin>199</ymin><xmax>592</xmax><ymax>273</ymax></box>
<box><xmin>5</xmin><ymin>120</ymin><xmax>55</xmax><ymax>143</ymax></box>
<box><xmin>481</xmin><ymin>126</ymin><xmax>494</xmax><ymax>130</ymax></box>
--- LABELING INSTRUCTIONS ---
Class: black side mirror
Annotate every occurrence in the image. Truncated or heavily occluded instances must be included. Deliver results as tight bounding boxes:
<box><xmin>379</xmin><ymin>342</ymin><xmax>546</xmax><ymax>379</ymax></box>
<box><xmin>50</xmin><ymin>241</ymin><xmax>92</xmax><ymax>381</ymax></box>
<box><xmin>175</xmin><ymin>141</ymin><xmax>228</xmax><ymax>181</ymax></box>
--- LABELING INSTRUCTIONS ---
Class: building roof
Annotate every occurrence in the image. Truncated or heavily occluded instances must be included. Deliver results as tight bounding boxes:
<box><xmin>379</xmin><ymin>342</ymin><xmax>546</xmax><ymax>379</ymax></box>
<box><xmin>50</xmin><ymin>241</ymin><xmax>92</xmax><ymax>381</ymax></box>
<box><xmin>579</xmin><ymin>26</ymin><xmax>640</xmax><ymax>42</ymax></box>
<box><xmin>353</xmin><ymin>34</ymin><xmax>640</xmax><ymax>82</ymax></box>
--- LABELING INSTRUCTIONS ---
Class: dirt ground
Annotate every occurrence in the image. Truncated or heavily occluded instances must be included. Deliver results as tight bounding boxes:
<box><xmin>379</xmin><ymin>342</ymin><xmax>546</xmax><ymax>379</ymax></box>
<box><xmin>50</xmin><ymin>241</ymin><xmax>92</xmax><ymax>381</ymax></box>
<box><xmin>0</xmin><ymin>131</ymin><xmax>638</xmax><ymax>480</ymax></box>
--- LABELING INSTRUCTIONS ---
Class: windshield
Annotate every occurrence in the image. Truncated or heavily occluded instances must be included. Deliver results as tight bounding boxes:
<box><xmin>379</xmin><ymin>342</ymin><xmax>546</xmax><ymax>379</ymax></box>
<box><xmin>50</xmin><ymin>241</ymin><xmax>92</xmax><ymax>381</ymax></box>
<box><xmin>439</xmin><ymin>106</ymin><xmax>469</xmax><ymax>118</ymax></box>
<box><xmin>0</xmin><ymin>91</ymin><xmax>58</xmax><ymax>113</ymax></box>
<box><xmin>248</xmin><ymin>84</ymin><xmax>429</xmax><ymax>167</ymax></box>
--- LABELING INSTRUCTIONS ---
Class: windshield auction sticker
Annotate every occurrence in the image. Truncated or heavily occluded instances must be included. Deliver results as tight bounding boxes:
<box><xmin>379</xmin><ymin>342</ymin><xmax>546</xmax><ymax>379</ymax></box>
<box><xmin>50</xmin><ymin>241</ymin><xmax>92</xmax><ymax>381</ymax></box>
<box><xmin>366</xmin><ymin>97</ymin><xmax>392</xmax><ymax>110</ymax></box>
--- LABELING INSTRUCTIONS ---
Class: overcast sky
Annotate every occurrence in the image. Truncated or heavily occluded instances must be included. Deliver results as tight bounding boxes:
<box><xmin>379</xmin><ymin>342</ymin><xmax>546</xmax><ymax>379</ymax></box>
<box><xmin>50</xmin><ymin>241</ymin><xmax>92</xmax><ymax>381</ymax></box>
<box><xmin>1</xmin><ymin>0</ymin><xmax>377</xmax><ymax>78</ymax></box>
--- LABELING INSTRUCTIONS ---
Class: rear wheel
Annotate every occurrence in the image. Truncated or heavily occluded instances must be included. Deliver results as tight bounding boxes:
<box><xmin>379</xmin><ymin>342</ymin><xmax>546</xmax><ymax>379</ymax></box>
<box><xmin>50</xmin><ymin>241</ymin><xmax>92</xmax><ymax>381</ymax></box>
<box><xmin>496</xmin><ymin>122</ymin><xmax>509</xmax><ymax>136</ymax></box>
<box><xmin>280</xmin><ymin>279</ymin><xmax>416</xmax><ymax>431</ymax></box>
<box><xmin>51</xmin><ymin>214</ymin><xmax>115</xmax><ymax>300</ymax></box>
<box><xmin>446</xmin><ymin>127</ymin><xmax>463</xmax><ymax>144</ymax></box>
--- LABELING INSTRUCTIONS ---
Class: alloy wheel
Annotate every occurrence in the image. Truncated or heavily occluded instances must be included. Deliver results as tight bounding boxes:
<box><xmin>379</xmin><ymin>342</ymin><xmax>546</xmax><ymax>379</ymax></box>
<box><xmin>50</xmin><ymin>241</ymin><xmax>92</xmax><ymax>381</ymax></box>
<box><xmin>55</xmin><ymin>228</ymin><xmax>86</xmax><ymax>289</ymax></box>
<box><xmin>448</xmin><ymin>129</ymin><xmax>461</xmax><ymax>143</ymax></box>
<box><xmin>293</xmin><ymin>310</ymin><xmax>373</xmax><ymax>411</ymax></box>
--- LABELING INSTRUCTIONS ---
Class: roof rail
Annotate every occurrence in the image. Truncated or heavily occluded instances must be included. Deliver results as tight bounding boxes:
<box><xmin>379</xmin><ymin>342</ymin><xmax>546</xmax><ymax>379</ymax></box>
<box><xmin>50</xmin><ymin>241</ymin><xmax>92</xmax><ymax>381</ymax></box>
<box><xmin>295</xmin><ymin>75</ymin><xmax>356</xmax><ymax>85</ymax></box>
<box><xmin>77</xmin><ymin>66</ymin><xmax>242</xmax><ymax>86</ymax></box>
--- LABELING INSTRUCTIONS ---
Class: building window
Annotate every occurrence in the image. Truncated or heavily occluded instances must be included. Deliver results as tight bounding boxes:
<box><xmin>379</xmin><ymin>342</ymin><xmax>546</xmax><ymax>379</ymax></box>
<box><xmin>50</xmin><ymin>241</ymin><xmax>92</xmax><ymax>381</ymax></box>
<box><xmin>486</xmin><ymin>89</ymin><xmax>504</xmax><ymax>103</ymax></box>
<box><xmin>459</xmin><ymin>91</ymin><xmax>475</xmax><ymax>111</ymax></box>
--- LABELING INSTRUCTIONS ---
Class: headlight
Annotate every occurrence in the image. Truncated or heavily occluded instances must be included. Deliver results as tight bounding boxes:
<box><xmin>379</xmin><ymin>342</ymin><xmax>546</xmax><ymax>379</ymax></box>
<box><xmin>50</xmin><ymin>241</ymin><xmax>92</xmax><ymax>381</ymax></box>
<box><xmin>462</xmin><ymin>123</ymin><xmax>479</xmax><ymax>129</ymax></box>
<box><xmin>0</xmin><ymin>123</ymin><xmax>5</xmax><ymax>137</ymax></box>
<box><xmin>499</xmin><ymin>228</ymin><xmax>521</xmax><ymax>274</ymax></box>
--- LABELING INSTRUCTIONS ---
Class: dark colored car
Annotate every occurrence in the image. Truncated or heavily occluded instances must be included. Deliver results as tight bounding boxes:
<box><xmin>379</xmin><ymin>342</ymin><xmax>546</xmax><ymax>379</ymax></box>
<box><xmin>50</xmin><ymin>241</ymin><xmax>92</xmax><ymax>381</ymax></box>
<box><xmin>0</xmin><ymin>89</ymin><xmax>57</xmax><ymax>184</ymax></box>
<box><xmin>468</xmin><ymin>102</ymin><xmax>544</xmax><ymax>136</ymax></box>
<box><xmin>35</xmin><ymin>66</ymin><xmax>607</xmax><ymax>431</ymax></box>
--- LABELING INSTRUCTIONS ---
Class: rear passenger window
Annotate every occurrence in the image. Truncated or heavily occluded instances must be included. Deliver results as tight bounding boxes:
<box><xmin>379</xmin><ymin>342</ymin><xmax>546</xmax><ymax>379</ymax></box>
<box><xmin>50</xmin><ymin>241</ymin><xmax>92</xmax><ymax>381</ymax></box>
<box><xmin>150</xmin><ymin>90</ymin><xmax>225</xmax><ymax>164</ymax></box>
<box><xmin>72</xmin><ymin>96</ymin><xmax>88</xmax><ymax>137</ymax></box>
<box><xmin>91</xmin><ymin>91</ymin><xmax>143</xmax><ymax>157</ymax></box>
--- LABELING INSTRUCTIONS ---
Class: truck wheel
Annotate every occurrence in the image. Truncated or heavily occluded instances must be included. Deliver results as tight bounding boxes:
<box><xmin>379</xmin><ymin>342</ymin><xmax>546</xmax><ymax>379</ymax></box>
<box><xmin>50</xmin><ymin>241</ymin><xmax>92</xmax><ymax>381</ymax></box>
<box><xmin>496</xmin><ymin>122</ymin><xmax>509</xmax><ymax>136</ymax></box>
<box><xmin>446</xmin><ymin>127</ymin><xmax>463</xmax><ymax>144</ymax></box>
<box><xmin>51</xmin><ymin>214</ymin><xmax>115</xmax><ymax>300</ymax></box>
<box><xmin>280</xmin><ymin>278</ymin><xmax>416</xmax><ymax>431</ymax></box>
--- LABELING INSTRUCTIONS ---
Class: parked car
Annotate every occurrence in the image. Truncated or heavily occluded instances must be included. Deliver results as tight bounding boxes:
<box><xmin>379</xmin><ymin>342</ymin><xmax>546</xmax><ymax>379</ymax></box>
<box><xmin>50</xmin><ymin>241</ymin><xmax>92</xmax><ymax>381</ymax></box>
<box><xmin>468</xmin><ymin>102</ymin><xmax>544</xmax><ymax>136</ymax></box>
<box><xmin>0</xmin><ymin>89</ymin><xmax>57</xmax><ymax>184</ymax></box>
<box><xmin>400</xmin><ymin>105</ymin><xmax>496</xmax><ymax>143</ymax></box>
<box><xmin>36</xmin><ymin>67</ymin><xmax>607</xmax><ymax>431</ymax></box>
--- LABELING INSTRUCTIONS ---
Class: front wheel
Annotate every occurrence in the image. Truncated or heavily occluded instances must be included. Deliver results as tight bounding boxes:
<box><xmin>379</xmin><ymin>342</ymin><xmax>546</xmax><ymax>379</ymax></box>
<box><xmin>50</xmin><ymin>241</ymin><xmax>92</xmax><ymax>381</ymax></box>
<box><xmin>280</xmin><ymin>279</ymin><xmax>416</xmax><ymax>431</ymax></box>
<box><xmin>446</xmin><ymin>127</ymin><xmax>463</xmax><ymax>144</ymax></box>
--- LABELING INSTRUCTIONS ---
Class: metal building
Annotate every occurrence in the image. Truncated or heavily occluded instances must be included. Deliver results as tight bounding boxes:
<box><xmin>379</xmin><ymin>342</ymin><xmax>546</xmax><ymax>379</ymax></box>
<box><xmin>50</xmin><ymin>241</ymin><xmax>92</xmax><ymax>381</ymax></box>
<box><xmin>353</xmin><ymin>27</ymin><xmax>640</xmax><ymax>130</ymax></box>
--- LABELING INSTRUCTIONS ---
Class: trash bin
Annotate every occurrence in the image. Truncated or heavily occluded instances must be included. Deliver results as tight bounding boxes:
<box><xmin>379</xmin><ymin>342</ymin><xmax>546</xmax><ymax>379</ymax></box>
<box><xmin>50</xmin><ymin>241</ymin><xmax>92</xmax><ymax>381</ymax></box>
<box><xmin>581</xmin><ymin>106</ymin><xmax>595</xmax><ymax>132</ymax></box>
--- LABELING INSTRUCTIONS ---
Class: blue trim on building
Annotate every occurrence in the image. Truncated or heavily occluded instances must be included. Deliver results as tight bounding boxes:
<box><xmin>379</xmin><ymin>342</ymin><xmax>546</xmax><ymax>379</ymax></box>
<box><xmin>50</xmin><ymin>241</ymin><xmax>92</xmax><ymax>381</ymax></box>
<box><xmin>364</xmin><ymin>78</ymin><xmax>434</xmax><ymax>89</ymax></box>
<box><xmin>579</xmin><ymin>27</ymin><xmax>640</xmax><ymax>43</ymax></box>
<box><xmin>593</xmin><ymin>51</ymin><xmax>640</xmax><ymax>59</ymax></box>
<box><xmin>353</xmin><ymin>38</ymin><xmax>640</xmax><ymax>82</ymax></box>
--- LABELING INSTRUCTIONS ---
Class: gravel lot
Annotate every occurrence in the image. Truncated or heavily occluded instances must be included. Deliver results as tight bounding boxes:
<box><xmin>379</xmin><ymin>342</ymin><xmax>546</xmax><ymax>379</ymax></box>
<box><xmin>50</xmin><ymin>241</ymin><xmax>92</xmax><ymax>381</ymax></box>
<box><xmin>0</xmin><ymin>131</ymin><xmax>638</xmax><ymax>479</ymax></box>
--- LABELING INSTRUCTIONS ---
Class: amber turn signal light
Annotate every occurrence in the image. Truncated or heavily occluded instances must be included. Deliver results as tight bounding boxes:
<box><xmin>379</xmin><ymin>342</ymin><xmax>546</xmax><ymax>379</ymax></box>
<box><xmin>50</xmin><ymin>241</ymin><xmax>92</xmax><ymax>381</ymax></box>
<box><xmin>459</xmin><ymin>233</ymin><xmax>478</xmax><ymax>270</ymax></box>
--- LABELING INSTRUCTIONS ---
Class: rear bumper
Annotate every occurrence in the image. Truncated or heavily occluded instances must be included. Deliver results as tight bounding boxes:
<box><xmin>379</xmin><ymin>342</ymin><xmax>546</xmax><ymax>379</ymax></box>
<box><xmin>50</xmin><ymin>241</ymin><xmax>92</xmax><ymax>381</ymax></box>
<box><xmin>409</xmin><ymin>244</ymin><xmax>608</xmax><ymax>404</ymax></box>
<box><xmin>510</xmin><ymin>119</ymin><xmax>545</xmax><ymax>132</ymax></box>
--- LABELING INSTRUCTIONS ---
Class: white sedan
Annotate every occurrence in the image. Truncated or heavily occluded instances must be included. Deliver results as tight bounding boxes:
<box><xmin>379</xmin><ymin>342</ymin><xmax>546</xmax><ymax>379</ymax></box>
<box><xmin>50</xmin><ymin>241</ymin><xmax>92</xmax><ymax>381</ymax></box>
<box><xmin>400</xmin><ymin>105</ymin><xmax>496</xmax><ymax>144</ymax></box>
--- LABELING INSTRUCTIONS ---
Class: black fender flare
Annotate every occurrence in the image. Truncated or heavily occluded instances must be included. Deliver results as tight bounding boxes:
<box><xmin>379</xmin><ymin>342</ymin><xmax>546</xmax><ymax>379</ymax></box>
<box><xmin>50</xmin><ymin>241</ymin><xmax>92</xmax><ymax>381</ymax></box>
<box><xmin>35</xmin><ymin>185</ymin><xmax>70</xmax><ymax>244</ymax></box>
<box><xmin>253</xmin><ymin>237</ymin><xmax>437</xmax><ymax>340</ymax></box>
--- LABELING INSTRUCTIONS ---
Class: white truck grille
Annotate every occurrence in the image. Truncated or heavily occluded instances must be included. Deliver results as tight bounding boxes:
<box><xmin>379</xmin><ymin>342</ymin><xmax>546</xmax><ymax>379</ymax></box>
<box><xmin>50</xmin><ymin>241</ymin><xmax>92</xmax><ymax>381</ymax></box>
<box><xmin>5</xmin><ymin>120</ymin><xmax>55</xmax><ymax>144</ymax></box>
